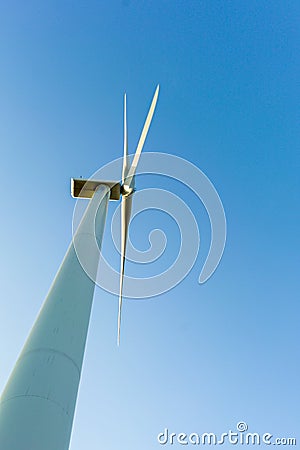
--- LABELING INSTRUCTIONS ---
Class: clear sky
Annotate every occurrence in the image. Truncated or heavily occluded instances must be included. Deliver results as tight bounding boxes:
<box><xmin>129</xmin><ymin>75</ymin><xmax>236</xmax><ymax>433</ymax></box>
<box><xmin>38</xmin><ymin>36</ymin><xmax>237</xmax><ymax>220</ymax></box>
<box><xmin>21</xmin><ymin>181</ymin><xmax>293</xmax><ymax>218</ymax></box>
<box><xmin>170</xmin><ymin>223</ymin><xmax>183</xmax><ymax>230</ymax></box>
<box><xmin>0</xmin><ymin>1</ymin><xmax>299</xmax><ymax>449</ymax></box>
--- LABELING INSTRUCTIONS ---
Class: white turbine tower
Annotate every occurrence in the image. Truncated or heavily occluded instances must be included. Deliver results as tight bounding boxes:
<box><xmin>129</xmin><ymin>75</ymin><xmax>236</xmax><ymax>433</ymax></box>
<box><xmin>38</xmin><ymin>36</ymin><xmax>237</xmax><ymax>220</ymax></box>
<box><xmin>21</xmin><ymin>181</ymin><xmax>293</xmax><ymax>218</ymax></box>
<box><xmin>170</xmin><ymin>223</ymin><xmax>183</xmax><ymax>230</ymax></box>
<box><xmin>0</xmin><ymin>85</ymin><xmax>159</xmax><ymax>450</ymax></box>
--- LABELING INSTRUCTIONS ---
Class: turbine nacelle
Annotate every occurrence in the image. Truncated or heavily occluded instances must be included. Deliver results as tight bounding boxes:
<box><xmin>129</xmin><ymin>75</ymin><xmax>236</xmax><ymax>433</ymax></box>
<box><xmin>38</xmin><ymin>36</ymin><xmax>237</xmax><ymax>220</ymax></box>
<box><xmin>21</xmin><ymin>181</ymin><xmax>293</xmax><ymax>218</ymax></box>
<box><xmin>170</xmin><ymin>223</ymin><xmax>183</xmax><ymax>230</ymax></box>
<box><xmin>71</xmin><ymin>178</ymin><xmax>121</xmax><ymax>200</ymax></box>
<box><xmin>71</xmin><ymin>178</ymin><xmax>135</xmax><ymax>199</ymax></box>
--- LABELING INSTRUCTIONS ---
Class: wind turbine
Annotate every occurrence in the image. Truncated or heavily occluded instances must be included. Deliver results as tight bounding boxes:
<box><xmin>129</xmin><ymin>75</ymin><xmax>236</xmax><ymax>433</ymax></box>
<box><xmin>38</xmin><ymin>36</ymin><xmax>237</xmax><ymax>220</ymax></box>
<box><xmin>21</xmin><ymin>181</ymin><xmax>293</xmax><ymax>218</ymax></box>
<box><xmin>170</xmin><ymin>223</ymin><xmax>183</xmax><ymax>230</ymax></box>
<box><xmin>0</xmin><ymin>85</ymin><xmax>159</xmax><ymax>450</ymax></box>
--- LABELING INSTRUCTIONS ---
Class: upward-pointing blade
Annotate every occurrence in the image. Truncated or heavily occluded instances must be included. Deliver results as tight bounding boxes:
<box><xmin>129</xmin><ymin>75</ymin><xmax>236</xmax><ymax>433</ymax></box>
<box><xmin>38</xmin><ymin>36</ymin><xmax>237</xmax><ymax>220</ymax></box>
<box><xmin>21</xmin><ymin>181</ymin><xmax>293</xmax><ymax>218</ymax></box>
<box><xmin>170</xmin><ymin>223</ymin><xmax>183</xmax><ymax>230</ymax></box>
<box><xmin>122</xmin><ymin>93</ymin><xmax>130</xmax><ymax>184</ymax></box>
<box><xmin>125</xmin><ymin>84</ymin><xmax>160</xmax><ymax>187</ymax></box>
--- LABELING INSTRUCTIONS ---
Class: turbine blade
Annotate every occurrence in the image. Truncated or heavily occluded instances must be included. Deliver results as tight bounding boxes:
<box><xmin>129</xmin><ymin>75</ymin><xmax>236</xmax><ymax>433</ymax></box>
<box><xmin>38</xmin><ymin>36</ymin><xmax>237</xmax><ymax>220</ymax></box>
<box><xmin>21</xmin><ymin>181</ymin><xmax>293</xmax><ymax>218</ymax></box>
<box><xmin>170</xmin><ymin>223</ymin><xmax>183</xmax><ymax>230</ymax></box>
<box><xmin>122</xmin><ymin>93</ymin><xmax>130</xmax><ymax>184</ymax></box>
<box><xmin>117</xmin><ymin>194</ymin><xmax>133</xmax><ymax>345</ymax></box>
<box><xmin>126</xmin><ymin>84</ymin><xmax>159</xmax><ymax>184</ymax></box>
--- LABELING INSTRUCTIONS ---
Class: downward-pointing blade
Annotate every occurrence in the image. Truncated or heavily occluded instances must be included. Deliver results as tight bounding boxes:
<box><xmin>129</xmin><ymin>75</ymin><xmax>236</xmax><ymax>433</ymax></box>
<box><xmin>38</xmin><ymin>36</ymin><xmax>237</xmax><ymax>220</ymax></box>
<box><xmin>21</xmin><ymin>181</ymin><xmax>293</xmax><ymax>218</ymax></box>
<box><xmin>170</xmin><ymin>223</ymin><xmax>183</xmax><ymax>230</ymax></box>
<box><xmin>126</xmin><ymin>84</ymin><xmax>159</xmax><ymax>185</ymax></box>
<box><xmin>118</xmin><ymin>194</ymin><xmax>133</xmax><ymax>345</ymax></box>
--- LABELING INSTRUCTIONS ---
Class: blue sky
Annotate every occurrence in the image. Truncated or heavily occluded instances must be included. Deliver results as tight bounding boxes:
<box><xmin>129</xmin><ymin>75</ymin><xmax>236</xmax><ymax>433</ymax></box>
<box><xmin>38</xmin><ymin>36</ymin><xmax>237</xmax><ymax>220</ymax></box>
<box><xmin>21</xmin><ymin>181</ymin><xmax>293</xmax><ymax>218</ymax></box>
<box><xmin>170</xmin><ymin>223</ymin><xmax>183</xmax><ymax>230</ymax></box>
<box><xmin>0</xmin><ymin>1</ymin><xmax>299</xmax><ymax>449</ymax></box>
